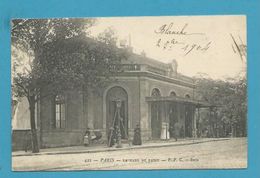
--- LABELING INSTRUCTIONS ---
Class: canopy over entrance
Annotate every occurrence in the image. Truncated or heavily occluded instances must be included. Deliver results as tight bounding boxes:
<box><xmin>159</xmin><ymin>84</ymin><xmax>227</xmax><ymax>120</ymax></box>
<box><xmin>146</xmin><ymin>96</ymin><xmax>211</xmax><ymax>108</ymax></box>
<box><xmin>146</xmin><ymin>96</ymin><xmax>213</xmax><ymax>140</ymax></box>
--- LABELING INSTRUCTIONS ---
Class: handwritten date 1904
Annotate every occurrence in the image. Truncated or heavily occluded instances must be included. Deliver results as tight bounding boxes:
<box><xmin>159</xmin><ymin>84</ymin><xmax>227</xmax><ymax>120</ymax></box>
<box><xmin>156</xmin><ymin>38</ymin><xmax>211</xmax><ymax>56</ymax></box>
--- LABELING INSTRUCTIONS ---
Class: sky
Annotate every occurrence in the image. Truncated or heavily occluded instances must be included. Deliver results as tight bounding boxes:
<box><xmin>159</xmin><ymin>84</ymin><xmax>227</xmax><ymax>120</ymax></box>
<box><xmin>89</xmin><ymin>15</ymin><xmax>247</xmax><ymax>80</ymax></box>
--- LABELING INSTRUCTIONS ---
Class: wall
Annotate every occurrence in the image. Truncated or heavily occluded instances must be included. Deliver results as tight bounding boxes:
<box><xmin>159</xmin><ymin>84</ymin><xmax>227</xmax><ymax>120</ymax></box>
<box><xmin>41</xmin><ymin>130</ymin><xmax>85</xmax><ymax>148</ymax></box>
<box><xmin>40</xmin><ymin>90</ymin><xmax>86</xmax><ymax>148</ymax></box>
<box><xmin>145</xmin><ymin>77</ymin><xmax>194</xmax><ymax>98</ymax></box>
<box><xmin>12</xmin><ymin>129</ymin><xmax>31</xmax><ymax>151</ymax></box>
<box><xmin>12</xmin><ymin>129</ymin><xmax>41</xmax><ymax>151</ymax></box>
<box><xmin>38</xmin><ymin>73</ymin><xmax>195</xmax><ymax>147</ymax></box>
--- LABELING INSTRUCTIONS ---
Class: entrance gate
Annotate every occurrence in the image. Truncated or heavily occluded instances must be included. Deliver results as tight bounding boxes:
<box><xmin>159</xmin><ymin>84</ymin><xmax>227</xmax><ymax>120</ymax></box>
<box><xmin>106</xmin><ymin>86</ymin><xmax>128</xmax><ymax>139</ymax></box>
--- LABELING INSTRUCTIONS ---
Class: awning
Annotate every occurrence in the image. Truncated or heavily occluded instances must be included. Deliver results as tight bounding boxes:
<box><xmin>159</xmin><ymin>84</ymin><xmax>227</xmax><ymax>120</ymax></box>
<box><xmin>145</xmin><ymin>96</ymin><xmax>211</xmax><ymax>108</ymax></box>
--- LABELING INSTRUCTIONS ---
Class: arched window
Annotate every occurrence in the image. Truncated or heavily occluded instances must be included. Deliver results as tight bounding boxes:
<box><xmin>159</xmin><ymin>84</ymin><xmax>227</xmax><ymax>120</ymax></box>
<box><xmin>170</xmin><ymin>91</ymin><xmax>176</xmax><ymax>97</ymax></box>
<box><xmin>151</xmin><ymin>88</ymin><xmax>161</xmax><ymax>97</ymax></box>
<box><xmin>185</xmin><ymin>94</ymin><xmax>191</xmax><ymax>99</ymax></box>
<box><xmin>55</xmin><ymin>94</ymin><xmax>65</xmax><ymax>129</ymax></box>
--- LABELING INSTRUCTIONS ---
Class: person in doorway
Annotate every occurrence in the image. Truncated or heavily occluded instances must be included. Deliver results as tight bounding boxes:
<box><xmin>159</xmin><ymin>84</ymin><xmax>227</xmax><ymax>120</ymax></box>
<box><xmin>83</xmin><ymin>128</ymin><xmax>91</xmax><ymax>146</ymax></box>
<box><xmin>169</xmin><ymin>124</ymin><xmax>174</xmax><ymax>139</ymax></box>
<box><xmin>180</xmin><ymin>126</ymin><xmax>184</xmax><ymax>138</ymax></box>
<box><xmin>173</xmin><ymin>122</ymin><xmax>181</xmax><ymax>141</ymax></box>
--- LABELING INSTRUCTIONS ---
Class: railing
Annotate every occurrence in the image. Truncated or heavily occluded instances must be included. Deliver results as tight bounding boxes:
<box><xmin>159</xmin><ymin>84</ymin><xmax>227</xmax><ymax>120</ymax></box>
<box><xmin>121</xmin><ymin>64</ymin><xmax>141</xmax><ymax>71</ymax></box>
<box><xmin>109</xmin><ymin>64</ymin><xmax>193</xmax><ymax>83</ymax></box>
<box><xmin>109</xmin><ymin>64</ymin><xmax>141</xmax><ymax>72</ymax></box>
<box><xmin>145</xmin><ymin>65</ymin><xmax>167</xmax><ymax>76</ymax></box>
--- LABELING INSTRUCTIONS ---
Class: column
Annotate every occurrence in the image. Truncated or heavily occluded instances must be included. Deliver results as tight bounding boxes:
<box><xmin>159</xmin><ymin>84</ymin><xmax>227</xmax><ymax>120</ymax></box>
<box><xmin>160</xmin><ymin>101</ymin><xmax>170</xmax><ymax>140</ymax></box>
<box><xmin>87</xmin><ymin>91</ymin><xmax>94</xmax><ymax>129</ymax></box>
<box><xmin>139</xmin><ymin>77</ymin><xmax>150</xmax><ymax>140</ymax></box>
<box><xmin>192</xmin><ymin>106</ymin><xmax>197</xmax><ymax>138</ymax></box>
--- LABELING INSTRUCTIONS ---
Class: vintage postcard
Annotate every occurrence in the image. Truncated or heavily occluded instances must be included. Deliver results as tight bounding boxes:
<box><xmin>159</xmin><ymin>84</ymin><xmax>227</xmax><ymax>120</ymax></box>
<box><xmin>11</xmin><ymin>15</ymin><xmax>247</xmax><ymax>171</ymax></box>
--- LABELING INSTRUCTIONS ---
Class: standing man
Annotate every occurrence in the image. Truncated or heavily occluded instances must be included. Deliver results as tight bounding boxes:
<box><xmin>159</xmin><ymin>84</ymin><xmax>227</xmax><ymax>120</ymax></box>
<box><xmin>174</xmin><ymin>121</ymin><xmax>181</xmax><ymax>141</ymax></box>
<box><xmin>132</xmin><ymin>124</ymin><xmax>142</xmax><ymax>145</ymax></box>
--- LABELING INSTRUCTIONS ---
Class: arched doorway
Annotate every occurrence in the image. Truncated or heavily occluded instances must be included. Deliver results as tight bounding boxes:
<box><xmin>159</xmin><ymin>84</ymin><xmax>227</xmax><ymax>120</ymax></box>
<box><xmin>106</xmin><ymin>86</ymin><xmax>128</xmax><ymax>139</ymax></box>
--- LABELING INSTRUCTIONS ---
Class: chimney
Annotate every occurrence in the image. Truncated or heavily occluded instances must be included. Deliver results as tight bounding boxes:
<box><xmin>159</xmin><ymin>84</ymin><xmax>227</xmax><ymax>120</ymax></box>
<box><xmin>141</xmin><ymin>50</ymin><xmax>146</xmax><ymax>57</ymax></box>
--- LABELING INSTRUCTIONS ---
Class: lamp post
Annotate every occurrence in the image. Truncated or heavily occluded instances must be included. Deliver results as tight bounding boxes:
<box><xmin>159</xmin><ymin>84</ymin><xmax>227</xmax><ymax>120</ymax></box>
<box><xmin>116</xmin><ymin>99</ymin><xmax>122</xmax><ymax>148</ymax></box>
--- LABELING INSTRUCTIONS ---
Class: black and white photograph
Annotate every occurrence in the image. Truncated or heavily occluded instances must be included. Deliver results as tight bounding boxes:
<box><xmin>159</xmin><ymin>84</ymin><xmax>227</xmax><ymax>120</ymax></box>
<box><xmin>11</xmin><ymin>15</ymin><xmax>247</xmax><ymax>171</ymax></box>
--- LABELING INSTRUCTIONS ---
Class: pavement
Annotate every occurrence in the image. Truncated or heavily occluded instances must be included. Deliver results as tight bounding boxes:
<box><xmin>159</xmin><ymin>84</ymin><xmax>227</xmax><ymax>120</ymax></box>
<box><xmin>12</xmin><ymin>137</ymin><xmax>230</xmax><ymax>157</ymax></box>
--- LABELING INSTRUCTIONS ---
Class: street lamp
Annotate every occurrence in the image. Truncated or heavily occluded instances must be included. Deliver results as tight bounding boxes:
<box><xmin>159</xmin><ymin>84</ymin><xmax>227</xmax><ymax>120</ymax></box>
<box><xmin>116</xmin><ymin>99</ymin><xmax>122</xmax><ymax>148</ymax></box>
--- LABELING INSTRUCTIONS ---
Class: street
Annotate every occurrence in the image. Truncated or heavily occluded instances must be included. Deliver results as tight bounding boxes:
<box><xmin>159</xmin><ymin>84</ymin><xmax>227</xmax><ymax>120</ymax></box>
<box><xmin>12</xmin><ymin>138</ymin><xmax>247</xmax><ymax>171</ymax></box>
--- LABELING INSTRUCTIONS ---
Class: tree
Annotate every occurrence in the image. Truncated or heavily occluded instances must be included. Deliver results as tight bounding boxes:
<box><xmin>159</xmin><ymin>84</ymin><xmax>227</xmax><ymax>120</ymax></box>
<box><xmin>11</xmin><ymin>18</ymin><xmax>128</xmax><ymax>153</ymax></box>
<box><xmin>194</xmin><ymin>75</ymin><xmax>247</xmax><ymax>137</ymax></box>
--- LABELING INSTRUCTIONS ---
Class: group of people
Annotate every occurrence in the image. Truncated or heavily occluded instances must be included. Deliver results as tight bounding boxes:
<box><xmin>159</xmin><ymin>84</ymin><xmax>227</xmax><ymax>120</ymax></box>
<box><xmin>83</xmin><ymin>122</ymin><xmax>185</xmax><ymax>148</ymax></box>
<box><xmin>83</xmin><ymin>128</ymin><xmax>102</xmax><ymax>146</ymax></box>
<box><xmin>24</xmin><ymin>123</ymin><xmax>183</xmax><ymax>152</ymax></box>
<box><xmin>106</xmin><ymin>124</ymin><xmax>142</xmax><ymax>147</ymax></box>
<box><xmin>84</xmin><ymin>124</ymin><xmax>142</xmax><ymax>147</ymax></box>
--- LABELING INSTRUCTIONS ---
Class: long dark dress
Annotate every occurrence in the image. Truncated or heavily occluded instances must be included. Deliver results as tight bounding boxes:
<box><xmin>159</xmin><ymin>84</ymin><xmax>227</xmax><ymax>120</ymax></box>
<box><xmin>132</xmin><ymin>127</ymin><xmax>142</xmax><ymax>145</ymax></box>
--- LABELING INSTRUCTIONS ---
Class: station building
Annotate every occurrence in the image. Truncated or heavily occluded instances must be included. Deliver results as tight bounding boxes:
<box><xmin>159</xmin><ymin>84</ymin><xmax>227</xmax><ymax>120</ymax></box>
<box><xmin>13</xmin><ymin>37</ymin><xmax>208</xmax><ymax>149</ymax></box>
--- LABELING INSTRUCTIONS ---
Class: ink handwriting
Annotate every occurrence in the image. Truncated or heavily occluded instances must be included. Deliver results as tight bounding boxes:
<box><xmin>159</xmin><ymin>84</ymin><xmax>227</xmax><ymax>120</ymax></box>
<box><xmin>155</xmin><ymin>22</ymin><xmax>210</xmax><ymax>56</ymax></box>
<box><xmin>155</xmin><ymin>22</ymin><xmax>205</xmax><ymax>36</ymax></box>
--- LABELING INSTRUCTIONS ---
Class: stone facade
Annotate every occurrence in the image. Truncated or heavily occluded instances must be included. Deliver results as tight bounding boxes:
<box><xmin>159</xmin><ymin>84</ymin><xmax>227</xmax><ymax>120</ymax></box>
<box><xmin>13</xmin><ymin>35</ymin><xmax>209</xmax><ymax>148</ymax></box>
<box><xmin>37</xmin><ymin>52</ymin><xmax>200</xmax><ymax>148</ymax></box>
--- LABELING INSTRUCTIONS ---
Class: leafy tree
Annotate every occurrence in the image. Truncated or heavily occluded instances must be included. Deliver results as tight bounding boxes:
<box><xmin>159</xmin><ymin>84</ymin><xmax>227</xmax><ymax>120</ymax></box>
<box><xmin>11</xmin><ymin>18</ymin><xmax>128</xmax><ymax>153</ymax></box>
<box><xmin>194</xmin><ymin>74</ymin><xmax>247</xmax><ymax>137</ymax></box>
<box><xmin>96</xmin><ymin>27</ymin><xmax>118</xmax><ymax>46</ymax></box>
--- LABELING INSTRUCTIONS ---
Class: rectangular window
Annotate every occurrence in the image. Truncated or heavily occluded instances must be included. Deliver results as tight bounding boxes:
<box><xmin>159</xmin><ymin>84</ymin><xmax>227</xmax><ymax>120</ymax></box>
<box><xmin>55</xmin><ymin>95</ymin><xmax>65</xmax><ymax>129</ymax></box>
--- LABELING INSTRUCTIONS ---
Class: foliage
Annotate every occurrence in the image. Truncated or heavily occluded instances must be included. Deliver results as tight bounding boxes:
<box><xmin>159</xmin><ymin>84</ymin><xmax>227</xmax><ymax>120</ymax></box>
<box><xmin>96</xmin><ymin>27</ymin><xmax>118</xmax><ymax>46</ymax></box>
<box><xmin>11</xmin><ymin>18</ymin><xmax>128</xmax><ymax>152</ymax></box>
<box><xmin>12</xmin><ymin>18</ymin><xmax>96</xmax><ymax>98</ymax></box>
<box><xmin>194</xmin><ymin>74</ymin><xmax>247</xmax><ymax>137</ymax></box>
<box><xmin>39</xmin><ymin>35</ymin><xmax>129</xmax><ymax>95</ymax></box>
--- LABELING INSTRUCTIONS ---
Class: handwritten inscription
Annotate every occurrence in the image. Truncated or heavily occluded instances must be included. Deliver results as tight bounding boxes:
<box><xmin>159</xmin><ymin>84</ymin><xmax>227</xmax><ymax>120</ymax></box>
<box><xmin>182</xmin><ymin>42</ymin><xmax>211</xmax><ymax>56</ymax></box>
<box><xmin>154</xmin><ymin>22</ymin><xmax>211</xmax><ymax>56</ymax></box>
<box><xmin>155</xmin><ymin>22</ymin><xmax>204</xmax><ymax>36</ymax></box>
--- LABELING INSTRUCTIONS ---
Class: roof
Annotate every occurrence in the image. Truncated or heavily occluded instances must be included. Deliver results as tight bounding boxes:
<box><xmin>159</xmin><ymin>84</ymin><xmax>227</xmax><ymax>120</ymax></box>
<box><xmin>44</xmin><ymin>35</ymin><xmax>169</xmax><ymax>68</ymax></box>
<box><xmin>122</xmin><ymin>53</ymin><xmax>169</xmax><ymax>70</ymax></box>
<box><xmin>43</xmin><ymin>35</ymin><xmax>194</xmax><ymax>83</ymax></box>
